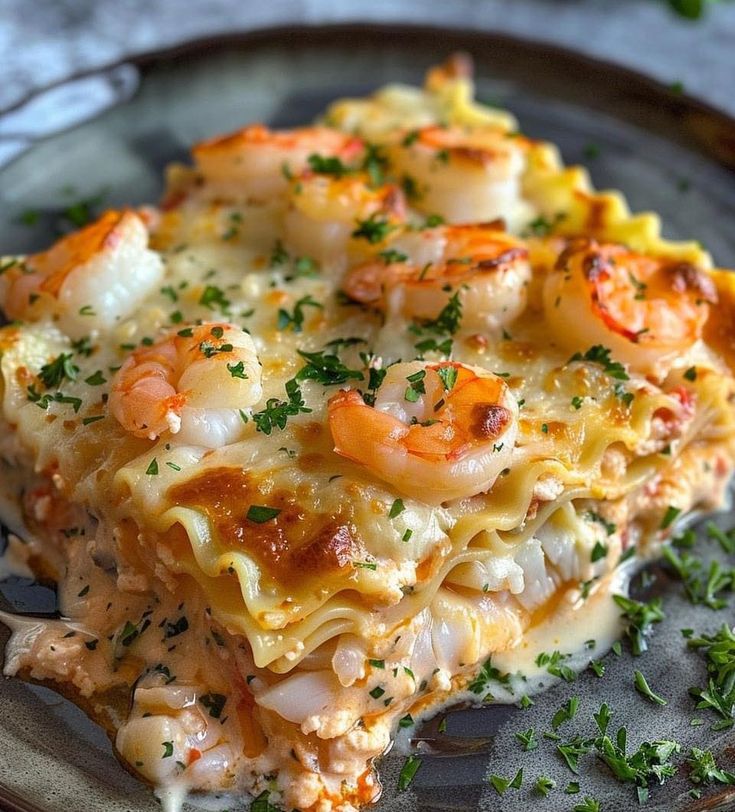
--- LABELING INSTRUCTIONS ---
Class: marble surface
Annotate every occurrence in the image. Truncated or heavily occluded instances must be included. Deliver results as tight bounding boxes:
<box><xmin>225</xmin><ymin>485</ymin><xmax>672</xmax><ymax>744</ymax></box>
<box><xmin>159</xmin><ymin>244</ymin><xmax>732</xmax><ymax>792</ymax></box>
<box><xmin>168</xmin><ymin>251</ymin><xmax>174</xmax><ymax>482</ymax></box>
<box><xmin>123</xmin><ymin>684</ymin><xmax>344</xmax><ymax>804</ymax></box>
<box><xmin>1</xmin><ymin>0</ymin><xmax>734</xmax><ymax>117</ymax></box>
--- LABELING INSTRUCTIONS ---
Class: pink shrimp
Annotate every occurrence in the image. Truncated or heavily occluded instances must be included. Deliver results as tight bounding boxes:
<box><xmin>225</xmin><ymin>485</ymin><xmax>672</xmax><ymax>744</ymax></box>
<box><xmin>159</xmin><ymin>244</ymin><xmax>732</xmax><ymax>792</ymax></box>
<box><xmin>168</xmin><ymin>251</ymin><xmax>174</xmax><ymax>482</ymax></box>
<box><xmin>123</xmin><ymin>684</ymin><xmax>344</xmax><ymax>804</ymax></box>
<box><xmin>328</xmin><ymin>360</ymin><xmax>518</xmax><ymax>504</ymax></box>
<box><xmin>109</xmin><ymin>323</ymin><xmax>262</xmax><ymax>448</ymax></box>
<box><xmin>342</xmin><ymin>223</ymin><xmax>530</xmax><ymax>332</ymax></box>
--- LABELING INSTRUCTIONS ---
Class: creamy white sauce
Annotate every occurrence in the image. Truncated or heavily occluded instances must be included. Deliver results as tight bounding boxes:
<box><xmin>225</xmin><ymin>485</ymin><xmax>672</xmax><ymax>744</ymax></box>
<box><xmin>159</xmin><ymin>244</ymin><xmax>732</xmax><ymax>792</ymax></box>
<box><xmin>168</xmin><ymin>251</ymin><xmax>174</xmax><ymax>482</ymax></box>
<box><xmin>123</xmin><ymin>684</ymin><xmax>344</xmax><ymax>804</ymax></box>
<box><xmin>494</xmin><ymin>569</ymin><xmax>629</xmax><ymax>689</ymax></box>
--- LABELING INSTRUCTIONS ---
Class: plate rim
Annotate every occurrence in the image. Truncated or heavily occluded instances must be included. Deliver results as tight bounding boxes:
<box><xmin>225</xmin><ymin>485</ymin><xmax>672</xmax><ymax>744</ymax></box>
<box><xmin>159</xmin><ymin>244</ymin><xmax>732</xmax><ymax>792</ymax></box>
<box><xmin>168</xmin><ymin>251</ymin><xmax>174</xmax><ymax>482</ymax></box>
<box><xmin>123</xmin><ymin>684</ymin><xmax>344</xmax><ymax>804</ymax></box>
<box><xmin>2</xmin><ymin>22</ymin><xmax>735</xmax><ymax>173</ymax></box>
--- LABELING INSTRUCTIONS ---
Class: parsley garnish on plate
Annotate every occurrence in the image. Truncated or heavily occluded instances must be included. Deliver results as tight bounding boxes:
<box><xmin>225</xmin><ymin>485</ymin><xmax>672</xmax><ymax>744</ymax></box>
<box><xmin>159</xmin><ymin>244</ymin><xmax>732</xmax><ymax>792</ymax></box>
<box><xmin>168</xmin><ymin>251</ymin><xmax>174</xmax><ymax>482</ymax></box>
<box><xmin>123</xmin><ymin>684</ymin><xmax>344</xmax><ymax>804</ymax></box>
<box><xmin>687</xmin><ymin>624</ymin><xmax>735</xmax><ymax>727</ymax></box>
<box><xmin>687</xmin><ymin>747</ymin><xmax>735</xmax><ymax>785</ymax></box>
<box><xmin>514</xmin><ymin>727</ymin><xmax>539</xmax><ymax>751</ymax></box>
<box><xmin>489</xmin><ymin>768</ymin><xmax>523</xmax><ymax>795</ymax></box>
<box><xmin>552</xmin><ymin>696</ymin><xmax>580</xmax><ymax>730</ymax></box>
<box><xmin>613</xmin><ymin>594</ymin><xmax>664</xmax><ymax>655</ymax></box>
<box><xmin>633</xmin><ymin>670</ymin><xmax>668</xmax><ymax>705</ymax></box>
<box><xmin>397</xmin><ymin>755</ymin><xmax>422</xmax><ymax>791</ymax></box>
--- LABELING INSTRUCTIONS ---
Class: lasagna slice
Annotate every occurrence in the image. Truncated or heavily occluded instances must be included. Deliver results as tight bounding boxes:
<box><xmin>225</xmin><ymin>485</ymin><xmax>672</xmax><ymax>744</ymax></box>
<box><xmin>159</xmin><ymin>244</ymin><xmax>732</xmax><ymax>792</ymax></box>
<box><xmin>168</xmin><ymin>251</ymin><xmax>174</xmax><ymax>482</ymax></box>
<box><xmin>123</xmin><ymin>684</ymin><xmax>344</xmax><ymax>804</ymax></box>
<box><xmin>1</xmin><ymin>56</ymin><xmax>734</xmax><ymax>811</ymax></box>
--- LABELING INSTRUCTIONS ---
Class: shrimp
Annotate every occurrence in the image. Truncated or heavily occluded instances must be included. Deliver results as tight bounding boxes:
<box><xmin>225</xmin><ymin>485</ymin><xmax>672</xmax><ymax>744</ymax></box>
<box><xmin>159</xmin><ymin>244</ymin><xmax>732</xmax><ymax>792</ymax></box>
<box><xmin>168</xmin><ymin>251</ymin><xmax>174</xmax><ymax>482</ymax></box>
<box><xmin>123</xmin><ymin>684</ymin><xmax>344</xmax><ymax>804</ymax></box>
<box><xmin>342</xmin><ymin>223</ymin><xmax>530</xmax><ymax>333</ymax></box>
<box><xmin>387</xmin><ymin>125</ymin><xmax>531</xmax><ymax>228</ymax></box>
<box><xmin>109</xmin><ymin>323</ymin><xmax>262</xmax><ymax>448</ymax></box>
<box><xmin>543</xmin><ymin>238</ymin><xmax>717</xmax><ymax>376</ymax></box>
<box><xmin>191</xmin><ymin>124</ymin><xmax>364</xmax><ymax>202</ymax></box>
<box><xmin>327</xmin><ymin>361</ymin><xmax>518</xmax><ymax>504</ymax></box>
<box><xmin>0</xmin><ymin>210</ymin><xmax>163</xmax><ymax>340</ymax></box>
<box><xmin>284</xmin><ymin>172</ymin><xmax>406</xmax><ymax>267</ymax></box>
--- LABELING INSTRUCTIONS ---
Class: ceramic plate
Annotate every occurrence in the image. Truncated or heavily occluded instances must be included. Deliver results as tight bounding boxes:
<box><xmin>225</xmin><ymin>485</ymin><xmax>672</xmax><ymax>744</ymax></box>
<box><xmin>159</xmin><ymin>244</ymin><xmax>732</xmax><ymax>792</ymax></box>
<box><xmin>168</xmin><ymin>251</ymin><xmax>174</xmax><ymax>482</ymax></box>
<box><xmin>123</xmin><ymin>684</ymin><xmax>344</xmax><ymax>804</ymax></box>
<box><xmin>1</xmin><ymin>24</ymin><xmax>735</xmax><ymax>812</ymax></box>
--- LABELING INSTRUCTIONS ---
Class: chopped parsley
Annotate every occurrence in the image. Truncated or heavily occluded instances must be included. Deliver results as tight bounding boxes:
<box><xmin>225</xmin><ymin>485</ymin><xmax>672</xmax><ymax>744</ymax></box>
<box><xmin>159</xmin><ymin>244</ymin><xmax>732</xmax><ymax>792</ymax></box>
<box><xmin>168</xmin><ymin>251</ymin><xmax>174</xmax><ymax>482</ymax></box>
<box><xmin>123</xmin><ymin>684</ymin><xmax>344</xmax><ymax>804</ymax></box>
<box><xmin>687</xmin><ymin>624</ymin><xmax>735</xmax><ymax>726</ymax></box>
<box><xmin>307</xmin><ymin>153</ymin><xmax>350</xmax><ymax>177</ymax></box>
<box><xmin>468</xmin><ymin>657</ymin><xmax>511</xmax><ymax>695</ymax></box>
<box><xmin>277</xmin><ymin>295</ymin><xmax>323</xmax><ymax>333</ymax></box>
<box><xmin>291</xmin><ymin>256</ymin><xmax>319</xmax><ymax>279</ymax></box>
<box><xmin>594</xmin><ymin>702</ymin><xmax>612</xmax><ymax>735</ymax></box>
<box><xmin>246</xmin><ymin>505</ymin><xmax>281</xmax><ymax>523</ymax></box>
<box><xmin>145</xmin><ymin>459</ymin><xmax>159</xmax><ymax>476</ymax></box>
<box><xmin>118</xmin><ymin>617</ymin><xmax>151</xmax><ymax>648</ymax></box>
<box><xmin>379</xmin><ymin>248</ymin><xmax>409</xmax><ymax>264</ymax></box>
<box><xmin>252</xmin><ymin>378</ymin><xmax>311</xmax><ymax>434</ymax></box>
<box><xmin>352</xmin><ymin>560</ymin><xmax>377</xmax><ymax>571</ymax></box>
<box><xmin>660</xmin><ymin>505</ymin><xmax>681</xmax><ymax>530</ymax></box>
<box><xmin>199</xmin><ymin>285</ymin><xmax>231</xmax><ymax>312</ymax></box>
<box><xmin>595</xmin><ymin>731</ymin><xmax>679</xmax><ymax>800</ymax></box>
<box><xmin>526</xmin><ymin>213</ymin><xmax>565</xmax><ymax>236</ymax></box>
<box><xmin>412</xmin><ymin>290</ymin><xmax>463</xmax><ymax>341</ymax></box>
<box><xmin>250</xmin><ymin>791</ymin><xmax>280</xmax><ymax>812</ymax></box>
<box><xmin>536</xmin><ymin>650</ymin><xmax>576</xmax><ymax>682</ymax></box>
<box><xmin>535</xmin><ymin>775</ymin><xmax>556</xmax><ymax>796</ymax></box>
<box><xmin>687</xmin><ymin>747</ymin><xmax>735</xmax><ymax>785</ymax></box>
<box><xmin>26</xmin><ymin>386</ymin><xmax>82</xmax><ymax>413</ymax></box>
<box><xmin>226</xmin><ymin>361</ymin><xmax>248</xmax><ymax>379</ymax></box>
<box><xmin>569</xmin><ymin>345</ymin><xmax>629</xmax><ymax>381</ymax></box>
<box><xmin>38</xmin><ymin>353</ymin><xmax>79</xmax><ymax>389</ymax></box>
<box><xmin>362</xmin><ymin>143</ymin><xmax>389</xmax><ymax>187</ymax></box>
<box><xmin>663</xmin><ymin>546</ymin><xmax>735</xmax><ymax>609</ymax></box>
<box><xmin>402</xmin><ymin>130</ymin><xmax>419</xmax><ymax>147</ymax></box>
<box><xmin>514</xmin><ymin>727</ymin><xmax>539</xmax><ymax>751</ymax></box>
<box><xmin>397</xmin><ymin>755</ymin><xmax>422</xmax><ymax>791</ymax></box>
<box><xmin>404</xmin><ymin>369</ymin><xmax>426</xmax><ymax>402</ymax></box>
<box><xmin>351</xmin><ymin>213</ymin><xmax>395</xmax><ymax>244</ymax></box>
<box><xmin>633</xmin><ymin>670</ymin><xmax>667</xmax><ymax>705</ymax></box>
<box><xmin>552</xmin><ymin>696</ymin><xmax>580</xmax><ymax>730</ymax></box>
<box><xmin>296</xmin><ymin>349</ymin><xmax>364</xmax><ymax>386</ymax></box>
<box><xmin>269</xmin><ymin>240</ymin><xmax>290</xmax><ymax>267</ymax></box>
<box><xmin>613</xmin><ymin>594</ymin><xmax>664</xmax><ymax>656</ymax></box>
<box><xmin>706</xmin><ymin>522</ymin><xmax>735</xmax><ymax>554</ymax></box>
<box><xmin>590</xmin><ymin>660</ymin><xmax>606</xmax><ymax>678</ymax></box>
<box><xmin>199</xmin><ymin>693</ymin><xmax>227</xmax><ymax>719</ymax></box>
<box><xmin>84</xmin><ymin>370</ymin><xmax>106</xmax><ymax>386</ymax></box>
<box><xmin>556</xmin><ymin>736</ymin><xmax>592</xmax><ymax>774</ymax></box>
<box><xmin>613</xmin><ymin>382</ymin><xmax>635</xmax><ymax>407</ymax></box>
<box><xmin>489</xmin><ymin>768</ymin><xmax>523</xmax><ymax>795</ymax></box>
<box><xmin>423</xmin><ymin>213</ymin><xmax>445</xmax><ymax>229</ymax></box>
<box><xmin>437</xmin><ymin>365</ymin><xmax>458</xmax><ymax>391</ymax></box>
<box><xmin>587</xmin><ymin>511</ymin><xmax>616</xmax><ymax>536</ymax></box>
<box><xmin>389</xmin><ymin>499</ymin><xmax>405</xmax><ymax>519</ymax></box>
<box><xmin>573</xmin><ymin>798</ymin><xmax>601</xmax><ymax>812</ymax></box>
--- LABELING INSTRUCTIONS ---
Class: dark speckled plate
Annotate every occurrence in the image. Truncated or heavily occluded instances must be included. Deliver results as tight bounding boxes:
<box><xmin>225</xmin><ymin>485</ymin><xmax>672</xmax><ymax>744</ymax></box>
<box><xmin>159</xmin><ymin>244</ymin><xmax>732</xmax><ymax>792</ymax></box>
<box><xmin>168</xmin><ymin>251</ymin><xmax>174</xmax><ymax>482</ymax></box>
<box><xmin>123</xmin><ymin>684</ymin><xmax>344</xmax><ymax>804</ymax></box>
<box><xmin>1</xmin><ymin>24</ymin><xmax>735</xmax><ymax>812</ymax></box>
